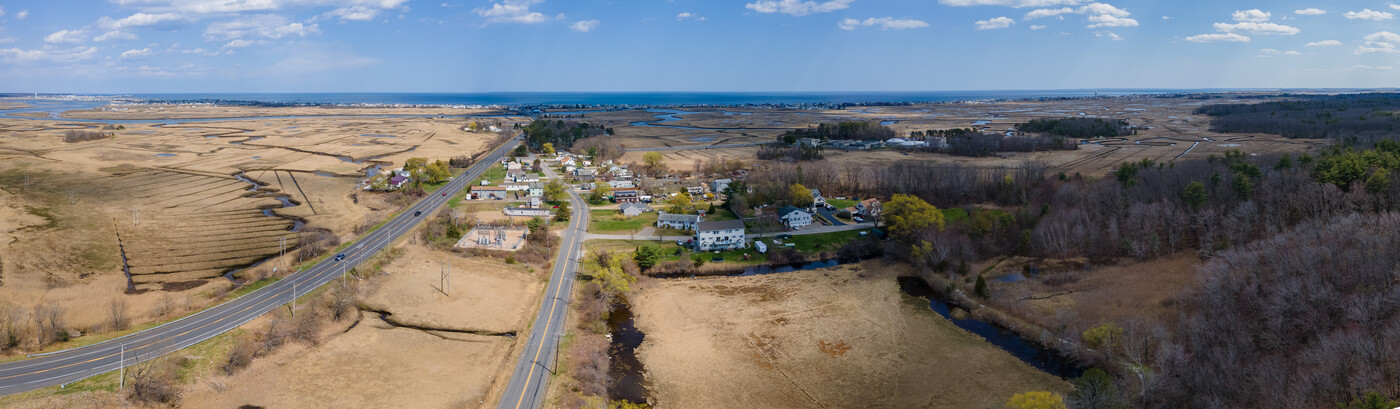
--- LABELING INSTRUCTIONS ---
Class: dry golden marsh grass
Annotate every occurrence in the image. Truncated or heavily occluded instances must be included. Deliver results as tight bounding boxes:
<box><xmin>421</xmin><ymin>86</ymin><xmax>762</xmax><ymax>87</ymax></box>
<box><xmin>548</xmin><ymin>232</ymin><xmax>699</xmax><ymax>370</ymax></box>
<box><xmin>0</xmin><ymin>108</ymin><xmax>511</xmax><ymax>346</ymax></box>
<box><xmin>591</xmin><ymin>96</ymin><xmax>1323</xmax><ymax>175</ymax></box>
<box><xmin>630</xmin><ymin>262</ymin><xmax>1069</xmax><ymax>408</ymax></box>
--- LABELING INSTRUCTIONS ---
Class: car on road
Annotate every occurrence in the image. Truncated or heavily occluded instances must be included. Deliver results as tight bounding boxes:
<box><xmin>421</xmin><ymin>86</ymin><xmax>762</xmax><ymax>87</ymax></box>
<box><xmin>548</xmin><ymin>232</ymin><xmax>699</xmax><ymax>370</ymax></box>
<box><xmin>442</xmin><ymin>192</ymin><xmax>448</xmax><ymax>196</ymax></box>
<box><xmin>335</xmin><ymin>253</ymin><xmax>346</xmax><ymax>261</ymax></box>
<box><xmin>414</xmin><ymin>210</ymin><xmax>422</xmax><ymax>217</ymax></box>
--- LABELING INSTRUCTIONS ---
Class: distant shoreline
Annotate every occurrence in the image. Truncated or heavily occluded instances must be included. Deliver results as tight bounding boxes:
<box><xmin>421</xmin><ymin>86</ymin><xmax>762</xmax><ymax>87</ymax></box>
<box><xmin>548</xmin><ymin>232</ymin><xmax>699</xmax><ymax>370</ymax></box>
<box><xmin>2</xmin><ymin>89</ymin><xmax>1396</xmax><ymax>111</ymax></box>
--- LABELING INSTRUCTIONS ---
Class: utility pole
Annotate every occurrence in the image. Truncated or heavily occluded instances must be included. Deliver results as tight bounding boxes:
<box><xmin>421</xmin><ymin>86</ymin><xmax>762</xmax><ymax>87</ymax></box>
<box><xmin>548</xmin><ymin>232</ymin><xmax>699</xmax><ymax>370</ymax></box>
<box><xmin>119</xmin><ymin>344</ymin><xmax>125</xmax><ymax>389</ymax></box>
<box><xmin>291</xmin><ymin>280</ymin><xmax>297</xmax><ymax>317</ymax></box>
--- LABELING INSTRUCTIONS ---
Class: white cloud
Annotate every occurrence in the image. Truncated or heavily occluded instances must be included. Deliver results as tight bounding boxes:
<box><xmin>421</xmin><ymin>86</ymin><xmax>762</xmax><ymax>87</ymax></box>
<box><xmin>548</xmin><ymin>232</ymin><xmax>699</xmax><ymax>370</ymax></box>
<box><xmin>0</xmin><ymin>37</ymin><xmax>15</xmax><ymax>44</ymax></box>
<box><xmin>745</xmin><ymin>0</ymin><xmax>853</xmax><ymax>16</ymax></box>
<box><xmin>1029</xmin><ymin>24</ymin><xmax>1047</xmax><ymax>30</ymax></box>
<box><xmin>204</xmin><ymin>15</ymin><xmax>320</xmax><ymax>41</ymax></box>
<box><xmin>1353</xmin><ymin>64</ymin><xmax>1394</xmax><ymax>70</ymax></box>
<box><xmin>1305</xmin><ymin>40</ymin><xmax>1341</xmax><ymax>47</ymax></box>
<box><xmin>942</xmin><ymin>0</ymin><xmax>1084</xmax><ymax>7</ymax></box>
<box><xmin>975</xmin><ymin>16</ymin><xmax>1015</xmax><ymax>30</ymax></box>
<box><xmin>1344</xmin><ymin>9</ymin><xmax>1394</xmax><ymax>20</ymax></box>
<box><xmin>1094</xmin><ymin>31</ymin><xmax>1121</xmax><ymax>40</ymax></box>
<box><xmin>1213</xmin><ymin>21</ymin><xmax>1299</xmax><ymax>35</ymax></box>
<box><xmin>98</xmin><ymin>12</ymin><xmax>195</xmax><ymax>30</ymax></box>
<box><xmin>322</xmin><ymin>6</ymin><xmax>383</xmax><ymax>22</ymax></box>
<box><xmin>1024</xmin><ymin>3</ymin><xmax>1137</xmax><ymax>28</ymax></box>
<box><xmin>1161</xmin><ymin>16</ymin><xmax>1170</xmax><ymax>20</ymax></box>
<box><xmin>15</xmin><ymin>9</ymin><xmax>27</xmax><ymax>20</ymax></box>
<box><xmin>108</xmin><ymin>0</ymin><xmax>409</xmax><ymax>15</ymax></box>
<box><xmin>1185</xmin><ymin>32</ymin><xmax>1250</xmax><ymax>43</ymax></box>
<box><xmin>1295</xmin><ymin>8</ymin><xmax>1326</xmax><ymax>15</ymax></box>
<box><xmin>569</xmin><ymin>19</ymin><xmax>599</xmax><ymax>32</ymax></box>
<box><xmin>1356</xmin><ymin>31</ymin><xmax>1400</xmax><ymax>54</ymax></box>
<box><xmin>1232</xmin><ymin>9</ymin><xmax>1270</xmax><ymax>22</ymax></box>
<box><xmin>475</xmin><ymin>0</ymin><xmax>548</xmax><ymax>24</ymax></box>
<box><xmin>44</xmin><ymin>30</ymin><xmax>88</xmax><ymax>44</ymax></box>
<box><xmin>677</xmin><ymin>12</ymin><xmax>705</xmax><ymax>21</ymax></box>
<box><xmin>838</xmin><ymin>17</ymin><xmax>929</xmax><ymax>30</ymax></box>
<box><xmin>1392</xmin><ymin>3</ymin><xmax>1400</xmax><ymax>10</ymax></box>
<box><xmin>1025</xmin><ymin>7</ymin><xmax>1072</xmax><ymax>19</ymax></box>
<box><xmin>1259</xmin><ymin>48</ymin><xmax>1300</xmax><ymax>56</ymax></box>
<box><xmin>120</xmin><ymin>48</ymin><xmax>155</xmax><ymax>58</ymax></box>
<box><xmin>1087</xmin><ymin>14</ymin><xmax>1137</xmax><ymax>28</ymax></box>
<box><xmin>0</xmin><ymin>46</ymin><xmax>97</xmax><ymax>64</ymax></box>
<box><xmin>95</xmin><ymin>31</ymin><xmax>140</xmax><ymax>41</ymax></box>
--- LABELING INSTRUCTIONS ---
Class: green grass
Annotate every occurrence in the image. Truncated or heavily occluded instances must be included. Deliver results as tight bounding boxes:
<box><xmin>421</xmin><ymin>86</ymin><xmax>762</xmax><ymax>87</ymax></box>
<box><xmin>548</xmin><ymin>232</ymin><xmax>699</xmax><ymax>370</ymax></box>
<box><xmin>469</xmin><ymin>165</ymin><xmax>509</xmax><ymax>186</ymax></box>
<box><xmin>588</xmin><ymin>210</ymin><xmax>658</xmax><ymax>233</ymax></box>
<box><xmin>226</xmin><ymin>276</ymin><xmax>280</xmax><ymax>299</ymax></box>
<box><xmin>779</xmin><ymin>229</ymin><xmax>870</xmax><ymax>254</ymax></box>
<box><xmin>825</xmin><ymin>199</ymin><xmax>858</xmax><ymax>209</ymax></box>
<box><xmin>693</xmin><ymin>248</ymin><xmax>768</xmax><ymax>264</ymax></box>
<box><xmin>942</xmin><ymin>208</ymin><xmax>970</xmax><ymax>223</ymax></box>
<box><xmin>703</xmin><ymin>207</ymin><xmax>739</xmax><ymax>221</ymax></box>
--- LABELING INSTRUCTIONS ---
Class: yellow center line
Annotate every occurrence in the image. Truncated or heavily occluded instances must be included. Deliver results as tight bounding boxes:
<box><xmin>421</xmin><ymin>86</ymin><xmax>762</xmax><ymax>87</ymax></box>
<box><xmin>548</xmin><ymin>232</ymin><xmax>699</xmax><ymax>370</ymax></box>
<box><xmin>513</xmin><ymin>195</ymin><xmax>583</xmax><ymax>409</ymax></box>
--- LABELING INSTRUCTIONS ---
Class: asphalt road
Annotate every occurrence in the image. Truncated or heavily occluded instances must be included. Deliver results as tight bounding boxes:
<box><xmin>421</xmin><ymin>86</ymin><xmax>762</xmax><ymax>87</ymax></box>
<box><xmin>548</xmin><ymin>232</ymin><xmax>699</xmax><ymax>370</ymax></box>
<box><xmin>0</xmin><ymin>134</ymin><xmax>522</xmax><ymax>397</ymax></box>
<box><xmin>498</xmin><ymin>163</ymin><xmax>588</xmax><ymax>409</ymax></box>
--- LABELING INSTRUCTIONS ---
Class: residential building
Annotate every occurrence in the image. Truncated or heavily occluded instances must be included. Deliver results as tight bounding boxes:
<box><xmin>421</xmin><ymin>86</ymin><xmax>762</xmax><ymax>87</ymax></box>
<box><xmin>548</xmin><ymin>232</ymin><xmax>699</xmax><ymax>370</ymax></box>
<box><xmin>504</xmin><ymin>207</ymin><xmax>552</xmax><ymax>217</ymax></box>
<box><xmin>778</xmin><ymin>205</ymin><xmax>813</xmax><ymax>229</ymax></box>
<box><xmin>528</xmin><ymin>182</ymin><xmax>545</xmax><ymax>198</ymax></box>
<box><xmin>505</xmin><ymin>183</ymin><xmax>529</xmax><ymax>192</ymax></box>
<box><xmin>695</xmin><ymin>220</ymin><xmax>746</xmax><ymax>251</ymax></box>
<box><xmin>506</xmin><ymin>161</ymin><xmax>522</xmax><ymax>171</ymax></box>
<box><xmin>620</xmin><ymin>202</ymin><xmax>650</xmax><ymax>217</ymax></box>
<box><xmin>607</xmin><ymin>180</ymin><xmax>636</xmax><ymax>189</ymax></box>
<box><xmin>528</xmin><ymin>196</ymin><xmax>542</xmax><ymax>208</ymax></box>
<box><xmin>711</xmin><ymin>178</ymin><xmax>732</xmax><ymax>194</ymax></box>
<box><xmin>656</xmin><ymin>211</ymin><xmax>703</xmax><ymax>231</ymax></box>
<box><xmin>810</xmin><ymin>188</ymin><xmax>826</xmax><ymax>207</ymax></box>
<box><xmin>614</xmin><ymin>188</ymin><xmax>640</xmax><ymax>203</ymax></box>
<box><xmin>856</xmin><ymin>198</ymin><xmax>882</xmax><ymax>218</ymax></box>
<box><xmin>685</xmin><ymin>186</ymin><xmax>705</xmax><ymax>195</ymax></box>
<box><xmin>474</xmin><ymin>185</ymin><xmax>509</xmax><ymax>200</ymax></box>
<box><xmin>388</xmin><ymin>175</ymin><xmax>410</xmax><ymax>189</ymax></box>
<box><xmin>575</xmin><ymin>167</ymin><xmax>597</xmax><ymax>179</ymax></box>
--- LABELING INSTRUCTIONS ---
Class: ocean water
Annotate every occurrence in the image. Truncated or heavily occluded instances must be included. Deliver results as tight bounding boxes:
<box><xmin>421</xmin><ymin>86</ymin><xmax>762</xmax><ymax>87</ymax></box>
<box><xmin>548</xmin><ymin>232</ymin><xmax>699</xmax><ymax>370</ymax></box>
<box><xmin>104</xmin><ymin>90</ymin><xmax>1231</xmax><ymax>106</ymax></box>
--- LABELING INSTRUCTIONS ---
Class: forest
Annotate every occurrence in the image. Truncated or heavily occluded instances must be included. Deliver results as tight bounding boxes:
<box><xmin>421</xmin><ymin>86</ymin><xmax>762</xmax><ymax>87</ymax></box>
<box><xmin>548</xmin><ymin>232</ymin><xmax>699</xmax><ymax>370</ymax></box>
<box><xmin>522</xmin><ymin>119</ymin><xmax>608</xmax><ymax>151</ymax></box>
<box><xmin>738</xmin><ymin>142</ymin><xmax>1400</xmax><ymax>407</ymax></box>
<box><xmin>1196</xmin><ymin>93</ymin><xmax>1400</xmax><ymax>140</ymax></box>
<box><xmin>777</xmin><ymin>121</ymin><xmax>897</xmax><ymax>143</ymax></box>
<box><xmin>1017</xmin><ymin>117</ymin><xmax>1133</xmax><ymax>138</ymax></box>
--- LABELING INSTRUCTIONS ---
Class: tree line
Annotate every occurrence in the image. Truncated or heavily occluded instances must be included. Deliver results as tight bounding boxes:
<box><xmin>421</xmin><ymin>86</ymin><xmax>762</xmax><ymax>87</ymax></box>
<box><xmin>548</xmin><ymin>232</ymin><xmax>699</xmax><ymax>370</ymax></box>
<box><xmin>522</xmin><ymin>119</ymin><xmax>608</xmax><ymax>151</ymax></box>
<box><xmin>1017</xmin><ymin>117</ymin><xmax>1133</xmax><ymax>138</ymax></box>
<box><xmin>1196</xmin><ymin>93</ymin><xmax>1400</xmax><ymax>139</ymax></box>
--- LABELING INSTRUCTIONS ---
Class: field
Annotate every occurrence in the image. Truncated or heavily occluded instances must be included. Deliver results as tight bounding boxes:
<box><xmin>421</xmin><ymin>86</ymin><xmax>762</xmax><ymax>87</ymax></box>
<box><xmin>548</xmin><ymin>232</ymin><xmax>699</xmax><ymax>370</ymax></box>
<box><xmin>588</xmin><ymin>209</ymin><xmax>658</xmax><ymax>233</ymax></box>
<box><xmin>590</xmin><ymin>95</ymin><xmax>1325</xmax><ymax>176</ymax></box>
<box><xmin>631</xmin><ymin>261</ymin><xmax>1068</xmax><ymax>408</ymax></box>
<box><xmin>0</xmin><ymin>105</ymin><xmax>509</xmax><ymax>351</ymax></box>
<box><xmin>181</xmin><ymin>244</ymin><xmax>544</xmax><ymax>408</ymax></box>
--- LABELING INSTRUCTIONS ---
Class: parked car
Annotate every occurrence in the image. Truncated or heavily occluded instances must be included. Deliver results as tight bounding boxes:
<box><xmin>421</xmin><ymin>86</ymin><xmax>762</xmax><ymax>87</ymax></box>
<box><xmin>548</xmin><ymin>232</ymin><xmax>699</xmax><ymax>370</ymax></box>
<box><xmin>776</xmin><ymin>234</ymin><xmax>793</xmax><ymax>240</ymax></box>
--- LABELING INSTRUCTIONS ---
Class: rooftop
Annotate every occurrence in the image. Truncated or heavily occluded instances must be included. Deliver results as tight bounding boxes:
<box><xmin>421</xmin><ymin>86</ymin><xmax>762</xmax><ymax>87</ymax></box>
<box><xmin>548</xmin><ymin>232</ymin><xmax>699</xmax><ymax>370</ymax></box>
<box><xmin>697</xmin><ymin>219</ymin><xmax>745</xmax><ymax>232</ymax></box>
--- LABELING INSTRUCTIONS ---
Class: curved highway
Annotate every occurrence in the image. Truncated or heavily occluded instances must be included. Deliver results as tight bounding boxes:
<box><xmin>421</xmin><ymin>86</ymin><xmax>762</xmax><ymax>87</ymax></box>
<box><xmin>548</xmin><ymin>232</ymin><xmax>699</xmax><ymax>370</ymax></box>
<box><xmin>0</xmin><ymin>133</ymin><xmax>522</xmax><ymax>397</ymax></box>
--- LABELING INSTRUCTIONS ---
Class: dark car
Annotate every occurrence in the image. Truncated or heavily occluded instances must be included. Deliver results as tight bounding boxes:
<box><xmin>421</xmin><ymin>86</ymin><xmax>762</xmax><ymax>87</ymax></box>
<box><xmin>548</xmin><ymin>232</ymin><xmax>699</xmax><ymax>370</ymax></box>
<box><xmin>414</xmin><ymin>211</ymin><xmax>422</xmax><ymax>217</ymax></box>
<box><xmin>335</xmin><ymin>253</ymin><xmax>346</xmax><ymax>261</ymax></box>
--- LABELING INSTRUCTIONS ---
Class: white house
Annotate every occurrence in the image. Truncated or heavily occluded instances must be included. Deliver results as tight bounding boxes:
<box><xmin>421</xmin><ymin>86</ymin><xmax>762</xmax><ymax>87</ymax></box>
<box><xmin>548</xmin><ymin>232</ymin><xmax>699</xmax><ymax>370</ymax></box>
<box><xmin>608</xmin><ymin>180</ymin><xmax>636</xmax><ymax>189</ymax></box>
<box><xmin>528</xmin><ymin>182</ymin><xmax>545</xmax><ymax>198</ymax></box>
<box><xmin>712</xmin><ymin>178</ymin><xmax>732</xmax><ymax>194</ymax></box>
<box><xmin>778</xmin><ymin>205</ymin><xmax>813</xmax><ymax>229</ymax></box>
<box><xmin>695</xmin><ymin>220</ymin><xmax>747</xmax><ymax>251</ymax></box>
<box><xmin>656</xmin><ymin>212</ymin><xmax>703</xmax><ymax>231</ymax></box>
<box><xmin>810</xmin><ymin>188</ymin><xmax>826</xmax><ymax>207</ymax></box>
<box><xmin>506</xmin><ymin>161</ymin><xmax>522</xmax><ymax>171</ymax></box>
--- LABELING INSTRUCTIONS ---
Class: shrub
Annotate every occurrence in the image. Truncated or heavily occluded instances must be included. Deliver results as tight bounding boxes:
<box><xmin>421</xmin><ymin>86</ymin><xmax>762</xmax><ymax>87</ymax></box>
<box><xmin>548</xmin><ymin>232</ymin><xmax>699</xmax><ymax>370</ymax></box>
<box><xmin>1006</xmin><ymin>391</ymin><xmax>1067</xmax><ymax>409</ymax></box>
<box><xmin>974</xmin><ymin>274</ymin><xmax>989</xmax><ymax>298</ymax></box>
<box><xmin>63</xmin><ymin>130</ymin><xmax>111</xmax><ymax>143</ymax></box>
<box><xmin>1082</xmin><ymin>322</ymin><xmax>1123</xmax><ymax>352</ymax></box>
<box><xmin>128</xmin><ymin>357</ymin><xmax>183</xmax><ymax>405</ymax></box>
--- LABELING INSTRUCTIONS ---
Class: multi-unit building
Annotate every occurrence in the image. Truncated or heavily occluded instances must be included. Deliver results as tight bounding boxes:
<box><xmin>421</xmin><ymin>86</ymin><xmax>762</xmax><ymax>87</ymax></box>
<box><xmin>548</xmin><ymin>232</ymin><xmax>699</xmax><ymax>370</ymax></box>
<box><xmin>694</xmin><ymin>220</ymin><xmax>747</xmax><ymax>251</ymax></box>
<box><xmin>778</xmin><ymin>205</ymin><xmax>813</xmax><ymax>229</ymax></box>
<box><xmin>656</xmin><ymin>212</ymin><xmax>703</xmax><ymax>231</ymax></box>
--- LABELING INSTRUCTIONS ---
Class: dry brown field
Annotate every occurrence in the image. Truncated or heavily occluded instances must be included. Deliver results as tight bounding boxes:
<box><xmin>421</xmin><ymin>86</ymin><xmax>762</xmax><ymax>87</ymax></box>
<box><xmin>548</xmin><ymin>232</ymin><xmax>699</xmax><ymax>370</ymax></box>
<box><xmin>594</xmin><ymin>96</ymin><xmax>1326</xmax><ymax>175</ymax></box>
<box><xmin>0</xmin><ymin>108</ymin><xmax>508</xmax><ymax>344</ymax></box>
<box><xmin>631</xmin><ymin>261</ymin><xmax>1068</xmax><ymax>408</ymax></box>
<box><xmin>181</xmin><ymin>244</ymin><xmax>544</xmax><ymax>409</ymax></box>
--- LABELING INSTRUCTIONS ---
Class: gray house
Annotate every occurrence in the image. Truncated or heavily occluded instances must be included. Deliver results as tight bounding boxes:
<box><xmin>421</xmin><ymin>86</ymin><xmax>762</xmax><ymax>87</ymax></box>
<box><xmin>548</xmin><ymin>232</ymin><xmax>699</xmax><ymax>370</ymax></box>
<box><xmin>656</xmin><ymin>211</ymin><xmax>703</xmax><ymax>231</ymax></box>
<box><xmin>620</xmin><ymin>202</ymin><xmax>651</xmax><ymax>217</ymax></box>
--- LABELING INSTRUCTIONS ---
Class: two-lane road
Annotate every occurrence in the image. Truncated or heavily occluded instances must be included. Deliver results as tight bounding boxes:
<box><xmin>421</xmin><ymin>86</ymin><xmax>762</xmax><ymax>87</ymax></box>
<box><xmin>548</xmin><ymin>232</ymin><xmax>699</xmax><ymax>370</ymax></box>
<box><xmin>498</xmin><ymin>161</ymin><xmax>588</xmax><ymax>409</ymax></box>
<box><xmin>0</xmin><ymin>134</ymin><xmax>523</xmax><ymax>397</ymax></box>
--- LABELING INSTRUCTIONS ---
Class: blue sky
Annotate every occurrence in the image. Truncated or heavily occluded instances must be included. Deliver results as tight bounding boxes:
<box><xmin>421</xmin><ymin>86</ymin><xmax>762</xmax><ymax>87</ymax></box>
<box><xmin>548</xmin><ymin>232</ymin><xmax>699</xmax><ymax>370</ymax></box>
<box><xmin>0</xmin><ymin>0</ymin><xmax>1397</xmax><ymax>92</ymax></box>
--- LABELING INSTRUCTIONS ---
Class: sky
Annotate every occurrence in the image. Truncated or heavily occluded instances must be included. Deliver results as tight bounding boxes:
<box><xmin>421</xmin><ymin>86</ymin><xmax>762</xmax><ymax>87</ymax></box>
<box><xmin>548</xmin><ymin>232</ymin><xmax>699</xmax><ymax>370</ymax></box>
<box><xmin>0</xmin><ymin>0</ymin><xmax>1397</xmax><ymax>93</ymax></box>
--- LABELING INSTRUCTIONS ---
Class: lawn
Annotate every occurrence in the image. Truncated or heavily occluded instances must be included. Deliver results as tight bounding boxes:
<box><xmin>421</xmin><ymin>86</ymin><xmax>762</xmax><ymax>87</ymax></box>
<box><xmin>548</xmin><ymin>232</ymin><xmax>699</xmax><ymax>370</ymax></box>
<box><xmin>589</xmin><ymin>210</ymin><xmax>658</xmax><ymax>233</ymax></box>
<box><xmin>703</xmin><ymin>206</ymin><xmax>740</xmax><ymax>221</ymax></box>
<box><xmin>825</xmin><ymin>199</ymin><xmax>858</xmax><ymax>209</ymax></box>
<box><xmin>469</xmin><ymin>165</ymin><xmax>509</xmax><ymax>186</ymax></box>
<box><xmin>942</xmin><ymin>208</ymin><xmax>970</xmax><ymax>223</ymax></box>
<box><xmin>778</xmin><ymin>229</ymin><xmax>871</xmax><ymax>254</ymax></box>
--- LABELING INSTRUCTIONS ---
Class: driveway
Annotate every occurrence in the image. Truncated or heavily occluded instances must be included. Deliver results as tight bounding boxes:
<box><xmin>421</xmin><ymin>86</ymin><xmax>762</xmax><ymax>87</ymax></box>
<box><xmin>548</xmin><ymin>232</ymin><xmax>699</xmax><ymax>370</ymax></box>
<box><xmin>814</xmin><ymin>207</ymin><xmax>846</xmax><ymax>226</ymax></box>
